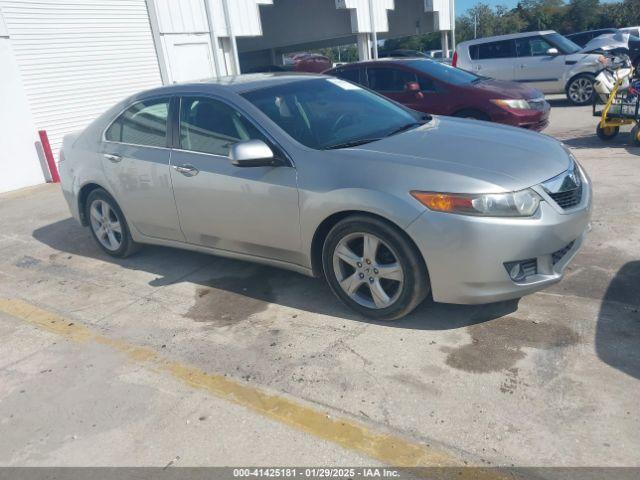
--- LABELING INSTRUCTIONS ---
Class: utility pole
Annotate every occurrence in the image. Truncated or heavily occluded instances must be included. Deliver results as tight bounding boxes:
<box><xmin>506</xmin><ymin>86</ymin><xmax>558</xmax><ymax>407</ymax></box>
<box><xmin>368</xmin><ymin>0</ymin><xmax>378</xmax><ymax>59</ymax></box>
<box><xmin>474</xmin><ymin>14</ymin><xmax>477</xmax><ymax>39</ymax></box>
<box><xmin>450</xmin><ymin>0</ymin><xmax>456</xmax><ymax>54</ymax></box>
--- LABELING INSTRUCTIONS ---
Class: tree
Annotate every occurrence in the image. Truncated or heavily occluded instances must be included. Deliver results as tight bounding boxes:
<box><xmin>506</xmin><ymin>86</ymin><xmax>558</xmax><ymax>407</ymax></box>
<box><xmin>566</xmin><ymin>0</ymin><xmax>601</xmax><ymax>32</ymax></box>
<box><xmin>515</xmin><ymin>0</ymin><xmax>565</xmax><ymax>31</ymax></box>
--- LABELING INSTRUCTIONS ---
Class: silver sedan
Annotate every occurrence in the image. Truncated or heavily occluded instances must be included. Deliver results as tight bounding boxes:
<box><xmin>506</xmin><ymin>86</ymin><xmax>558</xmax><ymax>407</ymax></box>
<box><xmin>59</xmin><ymin>74</ymin><xmax>591</xmax><ymax>320</ymax></box>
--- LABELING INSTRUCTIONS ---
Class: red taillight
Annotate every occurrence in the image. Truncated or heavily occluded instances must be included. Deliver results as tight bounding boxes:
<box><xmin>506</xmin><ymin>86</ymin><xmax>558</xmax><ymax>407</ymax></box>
<box><xmin>452</xmin><ymin>51</ymin><xmax>458</xmax><ymax>67</ymax></box>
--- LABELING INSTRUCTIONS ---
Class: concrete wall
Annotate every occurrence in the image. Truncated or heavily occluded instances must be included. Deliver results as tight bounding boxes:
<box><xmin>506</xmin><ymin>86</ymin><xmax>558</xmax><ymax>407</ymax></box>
<box><xmin>384</xmin><ymin>0</ymin><xmax>436</xmax><ymax>39</ymax></box>
<box><xmin>237</xmin><ymin>0</ymin><xmax>353</xmax><ymax>53</ymax></box>
<box><xmin>238</xmin><ymin>0</ymin><xmax>438</xmax><ymax>56</ymax></box>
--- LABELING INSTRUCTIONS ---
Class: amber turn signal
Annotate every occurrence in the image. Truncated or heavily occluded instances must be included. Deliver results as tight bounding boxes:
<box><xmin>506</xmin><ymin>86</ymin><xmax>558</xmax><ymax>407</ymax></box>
<box><xmin>410</xmin><ymin>191</ymin><xmax>473</xmax><ymax>213</ymax></box>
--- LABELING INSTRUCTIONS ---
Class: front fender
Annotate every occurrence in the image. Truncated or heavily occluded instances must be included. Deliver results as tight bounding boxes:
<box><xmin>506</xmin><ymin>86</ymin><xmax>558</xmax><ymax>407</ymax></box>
<box><xmin>562</xmin><ymin>61</ymin><xmax>599</xmax><ymax>87</ymax></box>
<box><xmin>299</xmin><ymin>187</ymin><xmax>425</xmax><ymax>267</ymax></box>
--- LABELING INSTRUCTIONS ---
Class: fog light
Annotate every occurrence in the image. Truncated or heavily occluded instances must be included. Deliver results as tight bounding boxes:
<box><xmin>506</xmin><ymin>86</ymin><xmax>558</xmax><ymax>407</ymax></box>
<box><xmin>504</xmin><ymin>259</ymin><xmax>537</xmax><ymax>282</ymax></box>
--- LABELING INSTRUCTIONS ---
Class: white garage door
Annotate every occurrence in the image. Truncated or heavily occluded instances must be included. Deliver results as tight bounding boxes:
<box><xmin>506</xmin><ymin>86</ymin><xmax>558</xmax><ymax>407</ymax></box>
<box><xmin>0</xmin><ymin>0</ymin><xmax>163</xmax><ymax>161</ymax></box>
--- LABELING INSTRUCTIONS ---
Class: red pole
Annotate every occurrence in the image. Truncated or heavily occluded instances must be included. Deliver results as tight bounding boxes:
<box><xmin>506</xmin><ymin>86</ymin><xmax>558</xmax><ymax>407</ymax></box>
<box><xmin>38</xmin><ymin>130</ymin><xmax>60</xmax><ymax>183</ymax></box>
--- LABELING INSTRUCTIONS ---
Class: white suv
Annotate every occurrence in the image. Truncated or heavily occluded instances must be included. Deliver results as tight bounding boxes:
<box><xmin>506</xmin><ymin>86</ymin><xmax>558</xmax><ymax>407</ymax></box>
<box><xmin>454</xmin><ymin>31</ymin><xmax>603</xmax><ymax>105</ymax></box>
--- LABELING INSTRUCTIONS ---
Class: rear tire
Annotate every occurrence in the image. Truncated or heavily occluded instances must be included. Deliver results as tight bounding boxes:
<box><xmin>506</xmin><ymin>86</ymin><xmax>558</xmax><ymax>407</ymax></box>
<box><xmin>566</xmin><ymin>74</ymin><xmax>595</xmax><ymax>106</ymax></box>
<box><xmin>322</xmin><ymin>215</ymin><xmax>430</xmax><ymax>321</ymax></box>
<box><xmin>596</xmin><ymin>124</ymin><xmax>619</xmax><ymax>141</ymax></box>
<box><xmin>85</xmin><ymin>189</ymin><xmax>140</xmax><ymax>258</ymax></box>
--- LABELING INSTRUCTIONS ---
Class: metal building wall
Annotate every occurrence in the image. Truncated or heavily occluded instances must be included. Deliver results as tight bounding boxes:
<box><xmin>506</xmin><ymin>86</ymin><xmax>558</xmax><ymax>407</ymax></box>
<box><xmin>0</xmin><ymin>0</ymin><xmax>163</xmax><ymax>162</ymax></box>
<box><xmin>150</xmin><ymin>0</ymin><xmax>217</xmax><ymax>82</ymax></box>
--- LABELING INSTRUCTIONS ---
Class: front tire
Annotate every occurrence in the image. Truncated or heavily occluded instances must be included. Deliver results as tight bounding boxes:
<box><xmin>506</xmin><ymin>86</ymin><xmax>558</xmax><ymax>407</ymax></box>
<box><xmin>322</xmin><ymin>216</ymin><xmax>429</xmax><ymax>321</ymax></box>
<box><xmin>596</xmin><ymin>124</ymin><xmax>619</xmax><ymax>141</ymax></box>
<box><xmin>85</xmin><ymin>189</ymin><xmax>140</xmax><ymax>258</ymax></box>
<box><xmin>566</xmin><ymin>74</ymin><xmax>595</xmax><ymax>106</ymax></box>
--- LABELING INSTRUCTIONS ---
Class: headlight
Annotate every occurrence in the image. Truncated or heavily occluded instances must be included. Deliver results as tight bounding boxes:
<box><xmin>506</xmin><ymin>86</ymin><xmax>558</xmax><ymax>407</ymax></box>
<box><xmin>411</xmin><ymin>189</ymin><xmax>541</xmax><ymax>217</ymax></box>
<box><xmin>491</xmin><ymin>99</ymin><xmax>531</xmax><ymax>110</ymax></box>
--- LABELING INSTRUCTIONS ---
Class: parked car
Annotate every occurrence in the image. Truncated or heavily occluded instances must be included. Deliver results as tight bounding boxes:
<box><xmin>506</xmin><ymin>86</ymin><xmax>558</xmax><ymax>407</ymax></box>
<box><xmin>291</xmin><ymin>53</ymin><xmax>332</xmax><ymax>73</ymax></box>
<box><xmin>59</xmin><ymin>74</ymin><xmax>591</xmax><ymax>320</ymax></box>
<box><xmin>620</xmin><ymin>26</ymin><xmax>640</xmax><ymax>37</ymax></box>
<box><xmin>566</xmin><ymin>28</ymin><xmax>618</xmax><ymax>47</ymax></box>
<box><xmin>326</xmin><ymin>58</ymin><xmax>550</xmax><ymax>131</ymax></box>
<box><xmin>454</xmin><ymin>31</ymin><xmax>603</xmax><ymax>105</ymax></box>
<box><xmin>425</xmin><ymin>49</ymin><xmax>453</xmax><ymax>59</ymax></box>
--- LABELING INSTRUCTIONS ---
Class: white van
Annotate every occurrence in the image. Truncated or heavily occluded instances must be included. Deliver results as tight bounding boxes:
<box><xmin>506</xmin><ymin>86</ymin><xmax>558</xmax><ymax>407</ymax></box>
<box><xmin>454</xmin><ymin>31</ymin><xmax>603</xmax><ymax>105</ymax></box>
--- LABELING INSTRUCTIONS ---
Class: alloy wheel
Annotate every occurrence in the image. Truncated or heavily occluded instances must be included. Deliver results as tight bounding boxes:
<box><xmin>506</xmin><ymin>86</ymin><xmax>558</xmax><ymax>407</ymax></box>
<box><xmin>89</xmin><ymin>199</ymin><xmax>123</xmax><ymax>251</ymax></box>
<box><xmin>332</xmin><ymin>232</ymin><xmax>404</xmax><ymax>309</ymax></box>
<box><xmin>568</xmin><ymin>78</ymin><xmax>593</xmax><ymax>104</ymax></box>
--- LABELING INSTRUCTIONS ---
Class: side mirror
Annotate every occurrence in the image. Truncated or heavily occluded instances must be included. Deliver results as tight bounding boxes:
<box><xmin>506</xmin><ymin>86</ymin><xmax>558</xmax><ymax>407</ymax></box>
<box><xmin>405</xmin><ymin>81</ymin><xmax>424</xmax><ymax>99</ymax></box>
<box><xmin>229</xmin><ymin>139</ymin><xmax>280</xmax><ymax>167</ymax></box>
<box><xmin>546</xmin><ymin>47</ymin><xmax>560</xmax><ymax>56</ymax></box>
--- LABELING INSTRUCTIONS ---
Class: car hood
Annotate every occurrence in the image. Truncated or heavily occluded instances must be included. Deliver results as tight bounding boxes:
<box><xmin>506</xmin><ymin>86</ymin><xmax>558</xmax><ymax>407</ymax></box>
<box><xmin>344</xmin><ymin>116</ymin><xmax>571</xmax><ymax>193</ymax></box>
<box><xmin>565</xmin><ymin>52</ymin><xmax>603</xmax><ymax>64</ymax></box>
<box><xmin>581</xmin><ymin>32</ymin><xmax>630</xmax><ymax>53</ymax></box>
<box><xmin>470</xmin><ymin>78</ymin><xmax>543</xmax><ymax>99</ymax></box>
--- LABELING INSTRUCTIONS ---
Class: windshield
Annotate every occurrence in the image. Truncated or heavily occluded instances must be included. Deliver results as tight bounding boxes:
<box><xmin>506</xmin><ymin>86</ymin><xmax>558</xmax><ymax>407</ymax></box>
<box><xmin>241</xmin><ymin>78</ymin><xmax>421</xmax><ymax>150</ymax></box>
<box><xmin>407</xmin><ymin>59</ymin><xmax>480</xmax><ymax>85</ymax></box>
<box><xmin>544</xmin><ymin>33</ymin><xmax>581</xmax><ymax>54</ymax></box>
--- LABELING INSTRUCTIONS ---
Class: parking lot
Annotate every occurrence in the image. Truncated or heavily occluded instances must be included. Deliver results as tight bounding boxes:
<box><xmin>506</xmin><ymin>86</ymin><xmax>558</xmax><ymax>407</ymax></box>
<box><xmin>0</xmin><ymin>96</ymin><xmax>639</xmax><ymax>468</ymax></box>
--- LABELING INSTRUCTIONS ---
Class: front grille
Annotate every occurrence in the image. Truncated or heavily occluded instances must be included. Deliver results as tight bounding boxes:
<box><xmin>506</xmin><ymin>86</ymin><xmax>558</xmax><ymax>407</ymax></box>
<box><xmin>552</xmin><ymin>241</ymin><xmax>575</xmax><ymax>265</ymax></box>
<box><xmin>520</xmin><ymin>259</ymin><xmax>538</xmax><ymax>276</ymax></box>
<box><xmin>548</xmin><ymin>184</ymin><xmax>583</xmax><ymax>209</ymax></box>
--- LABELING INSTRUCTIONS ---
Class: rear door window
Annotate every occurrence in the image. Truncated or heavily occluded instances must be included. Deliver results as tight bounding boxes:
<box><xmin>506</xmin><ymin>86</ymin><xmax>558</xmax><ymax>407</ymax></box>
<box><xmin>470</xmin><ymin>40</ymin><xmax>515</xmax><ymax>60</ymax></box>
<box><xmin>105</xmin><ymin>98</ymin><xmax>170</xmax><ymax>147</ymax></box>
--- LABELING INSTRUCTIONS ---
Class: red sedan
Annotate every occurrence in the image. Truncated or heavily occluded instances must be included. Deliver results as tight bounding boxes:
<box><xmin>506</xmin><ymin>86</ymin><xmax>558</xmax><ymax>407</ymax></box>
<box><xmin>326</xmin><ymin>58</ymin><xmax>550</xmax><ymax>131</ymax></box>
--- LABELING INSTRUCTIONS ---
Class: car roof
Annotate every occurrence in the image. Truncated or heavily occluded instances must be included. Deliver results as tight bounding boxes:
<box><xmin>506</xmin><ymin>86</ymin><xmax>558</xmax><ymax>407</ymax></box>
<box><xmin>458</xmin><ymin>30</ymin><xmax>556</xmax><ymax>47</ymax></box>
<box><xmin>132</xmin><ymin>72</ymin><xmax>326</xmax><ymax>99</ymax></box>
<box><xmin>330</xmin><ymin>58</ymin><xmax>433</xmax><ymax>69</ymax></box>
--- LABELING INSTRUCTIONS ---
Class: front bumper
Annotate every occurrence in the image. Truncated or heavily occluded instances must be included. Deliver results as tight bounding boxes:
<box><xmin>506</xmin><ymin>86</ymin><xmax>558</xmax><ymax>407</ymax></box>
<box><xmin>493</xmin><ymin>103</ymin><xmax>551</xmax><ymax>131</ymax></box>
<box><xmin>406</xmin><ymin>182</ymin><xmax>592</xmax><ymax>304</ymax></box>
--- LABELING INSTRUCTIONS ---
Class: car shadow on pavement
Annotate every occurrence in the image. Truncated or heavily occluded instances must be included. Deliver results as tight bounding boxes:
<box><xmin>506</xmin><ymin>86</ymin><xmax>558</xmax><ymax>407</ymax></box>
<box><xmin>595</xmin><ymin>261</ymin><xmax>640</xmax><ymax>380</ymax></box>
<box><xmin>561</xmin><ymin>133</ymin><xmax>640</xmax><ymax>153</ymax></box>
<box><xmin>546</xmin><ymin>98</ymin><xmax>575</xmax><ymax>108</ymax></box>
<box><xmin>33</xmin><ymin>218</ymin><xmax>519</xmax><ymax>331</ymax></box>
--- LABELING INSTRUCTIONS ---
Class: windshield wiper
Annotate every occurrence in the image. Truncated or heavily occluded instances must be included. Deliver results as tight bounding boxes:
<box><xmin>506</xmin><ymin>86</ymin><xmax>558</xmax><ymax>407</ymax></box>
<box><xmin>324</xmin><ymin>138</ymin><xmax>381</xmax><ymax>150</ymax></box>
<box><xmin>385</xmin><ymin>121</ymin><xmax>424</xmax><ymax>137</ymax></box>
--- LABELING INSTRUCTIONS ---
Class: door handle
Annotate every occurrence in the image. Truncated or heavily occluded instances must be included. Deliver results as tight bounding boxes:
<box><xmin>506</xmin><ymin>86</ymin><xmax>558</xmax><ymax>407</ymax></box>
<box><xmin>103</xmin><ymin>153</ymin><xmax>122</xmax><ymax>163</ymax></box>
<box><xmin>173</xmin><ymin>164</ymin><xmax>199</xmax><ymax>177</ymax></box>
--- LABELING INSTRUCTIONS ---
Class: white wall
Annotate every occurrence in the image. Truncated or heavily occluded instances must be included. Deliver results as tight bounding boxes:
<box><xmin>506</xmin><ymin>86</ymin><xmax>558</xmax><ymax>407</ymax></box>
<box><xmin>0</xmin><ymin>0</ymin><xmax>163</xmax><ymax>167</ymax></box>
<box><xmin>0</xmin><ymin>35</ymin><xmax>46</xmax><ymax>193</ymax></box>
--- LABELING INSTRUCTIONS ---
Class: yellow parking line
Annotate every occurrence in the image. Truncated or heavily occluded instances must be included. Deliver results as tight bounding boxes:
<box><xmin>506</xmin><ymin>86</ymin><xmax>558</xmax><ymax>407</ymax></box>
<box><xmin>0</xmin><ymin>298</ymin><xmax>504</xmax><ymax>475</ymax></box>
